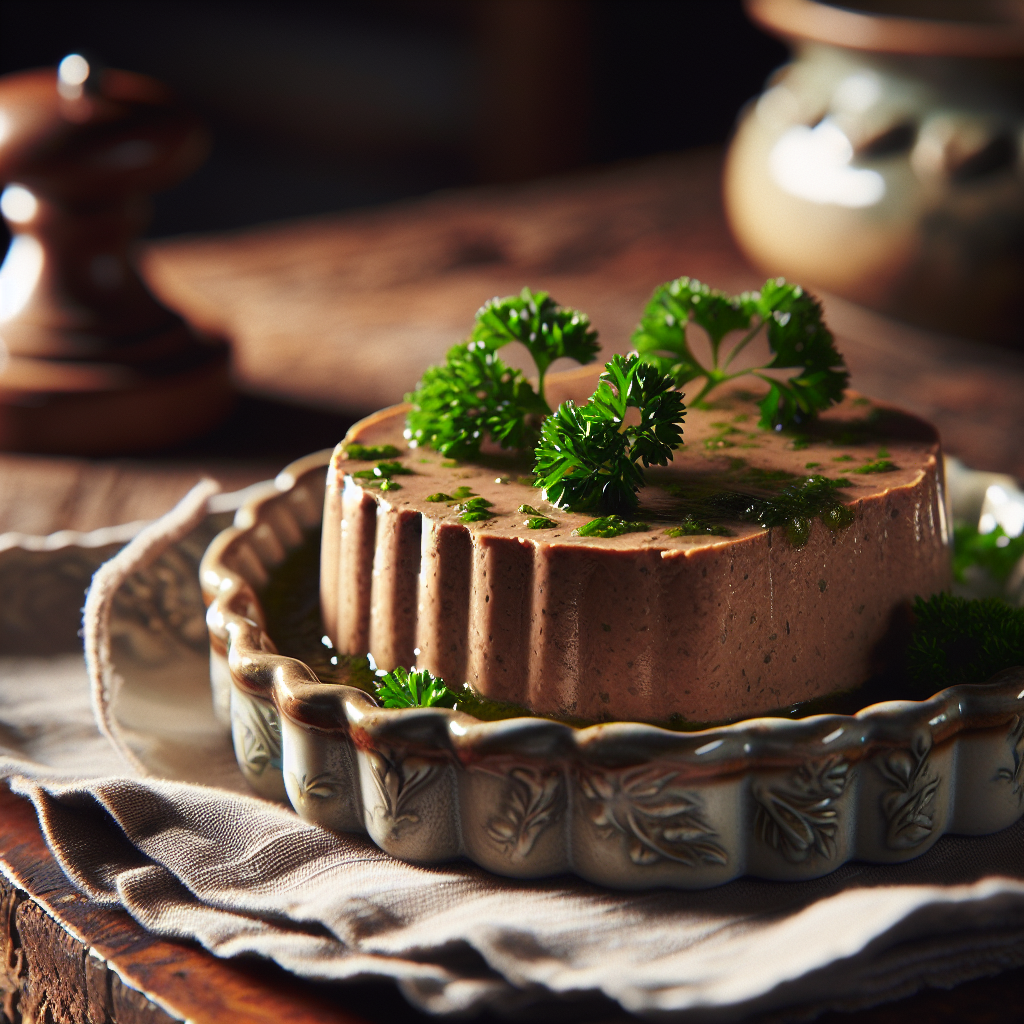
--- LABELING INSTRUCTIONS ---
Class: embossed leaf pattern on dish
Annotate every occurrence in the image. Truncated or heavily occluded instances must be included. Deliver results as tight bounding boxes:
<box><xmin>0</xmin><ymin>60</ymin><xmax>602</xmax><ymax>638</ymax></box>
<box><xmin>995</xmin><ymin>714</ymin><xmax>1024</xmax><ymax>807</ymax></box>
<box><xmin>484</xmin><ymin>765</ymin><xmax>563</xmax><ymax>860</ymax></box>
<box><xmin>366</xmin><ymin>751</ymin><xmax>437</xmax><ymax>834</ymax></box>
<box><xmin>754</xmin><ymin>755</ymin><xmax>850</xmax><ymax>863</ymax></box>
<box><xmin>880</xmin><ymin>733</ymin><xmax>940</xmax><ymax>849</ymax></box>
<box><xmin>580</xmin><ymin>764</ymin><xmax>728</xmax><ymax>867</ymax></box>
<box><xmin>238</xmin><ymin>699</ymin><xmax>282</xmax><ymax>777</ymax></box>
<box><xmin>289</xmin><ymin>772</ymin><xmax>341</xmax><ymax>801</ymax></box>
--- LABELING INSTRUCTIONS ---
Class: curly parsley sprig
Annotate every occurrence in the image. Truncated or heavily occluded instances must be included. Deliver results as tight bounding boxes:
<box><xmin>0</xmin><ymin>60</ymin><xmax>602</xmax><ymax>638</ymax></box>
<box><xmin>374</xmin><ymin>666</ymin><xmax>458</xmax><ymax>709</ymax></box>
<box><xmin>405</xmin><ymin>288</ymin><xmax>598</xmax><ymax>460</ymax></box>
<box><xmin>471</xmin><ymin>287</ymin><xmax>600</xmax><ymax>407</ymax></box>
<box><xmin>906</xmin><ymin>593</ymin><xmax>1024</xmax><ymax>693</ymax></box>
<box><xmin>534</xmin><ymin>353</ymin><xmax>686</xmax><ymax>513</ymax></box>
<box><xmin>632</xmin><ymin>276</ymin><xmax>848</xmax><ymax>429</ymax></box>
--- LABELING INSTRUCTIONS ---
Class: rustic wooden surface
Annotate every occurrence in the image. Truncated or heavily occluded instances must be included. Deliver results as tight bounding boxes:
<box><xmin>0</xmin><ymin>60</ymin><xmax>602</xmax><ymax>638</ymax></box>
<box><xmin>0</xmin><ymin>784</ymin><xmax>379</xmax><ymax>1024</ymax></box>
<box><xmin>143</xmin><ymin>146</ymin><xmax>1024</xmax><ymax>478</ymax></box>
<box><xmin>1</xmin><ymin>146</ymin><xmax>1022</xmax><ymax>1022</ymax></box>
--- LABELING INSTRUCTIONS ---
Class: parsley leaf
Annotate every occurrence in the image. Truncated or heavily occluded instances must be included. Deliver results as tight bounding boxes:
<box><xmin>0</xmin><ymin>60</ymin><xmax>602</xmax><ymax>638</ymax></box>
<box><xmin>472</xmin><ymin>287</ymin><xmax>599</xmax><ymax>407</ymax></box>
<box><xmin>374</xmin><ymin>666</ymin><xmax>458</xmax><ymax>709</ymax></box>
<box><xmin>632</xmin><ymin>276</ymin><xmax>848</xmax><ymax>429</ymax></box>
<box><xmin>534</xmin><ymin>353</ymin><xmax>686</xmax><ymax>513</ymax></box>
<box><xmin>406</xmin><ymin>289</ymin><xmax>597</xmax><ymax>459</ymax></box>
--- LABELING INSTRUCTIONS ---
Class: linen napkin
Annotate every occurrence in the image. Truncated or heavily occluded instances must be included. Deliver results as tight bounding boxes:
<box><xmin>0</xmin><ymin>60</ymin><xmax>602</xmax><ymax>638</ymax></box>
<box><xmin>0</xmin><ymin>481</ymin><xmax>1022</xmax><ymax>1021</ymax></box>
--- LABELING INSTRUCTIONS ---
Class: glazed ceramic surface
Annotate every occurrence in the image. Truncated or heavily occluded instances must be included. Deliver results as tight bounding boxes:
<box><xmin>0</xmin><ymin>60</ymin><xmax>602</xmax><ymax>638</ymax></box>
<box><xmin>726</xmin><ymin>0</ymin><xmax>1024</xmax><ymax>346</ymax></box>
<box><xmin>201</xmin><ymin>450</ymin><xmax>1024</xmax><ymax>889</ymax></box>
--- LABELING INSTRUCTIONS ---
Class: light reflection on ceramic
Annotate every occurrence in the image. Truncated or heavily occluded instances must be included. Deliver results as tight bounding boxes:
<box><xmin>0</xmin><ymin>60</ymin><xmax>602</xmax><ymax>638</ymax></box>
<box><xmin>201</xmin><ymin>450</ymin><xmax>1024</xmax><ymax>889</ymax></box>
<box><xmin>726</xmin><ymin>0</ymin><xmax>1024</xmax><ymax>345</ymax></box>
<box><xmin>770</xmin><ymin>118</ymin><xmax>887</xmax><ymax>208</ymax></box>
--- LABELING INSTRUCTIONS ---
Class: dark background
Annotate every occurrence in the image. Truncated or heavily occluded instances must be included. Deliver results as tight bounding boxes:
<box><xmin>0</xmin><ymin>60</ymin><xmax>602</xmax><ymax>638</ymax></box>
<box><xmin>0</xmin><ymin>0</ymin><xmax>787</xmax><ymax>240</ymax></box>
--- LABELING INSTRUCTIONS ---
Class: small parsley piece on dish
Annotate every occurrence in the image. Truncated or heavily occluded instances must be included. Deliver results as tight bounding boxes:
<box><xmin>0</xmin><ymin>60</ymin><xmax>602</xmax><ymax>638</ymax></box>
<box><xmin>853</xmin><ymin>458</ymin><xmax>897</xmax><ymax>474</ymax></box>
<box><xmin>741</xmin><ymin>475</ymin><xmax>854</xmax><ymax>548</ymax></box>
<box><xmin>517</xmin><ymin>503</ymin><xmax>557</xmax><ymax>528</ymax></box>
<box><xmin>575</xmin><ymin>515</ymin><xmax>650</xmax><ymax>538</ymax></box>
<box><xmin>455</xmin><ymin>496</ymin><xmax>495</xmax><ymax>523</ymax></box>
<box><xmin>631</xmin><ymin>276</ymin><xmax>848</xmax><ymax>429</ymax></box>
<box><xmin>666</xmin><ymin>517</ymin><xmax>733</xmax><ymax>538</ymax></box>
<box><xmin>405</xmin><ymin>288</ymin><xmax>598</xmax><ymax>460</ymax></box>
<box><xmin>343</xmin><ymin>442</ymin><xmax>400</xmax><ymax>460</ymax></box>
<box><xmin>534</xmin><ymin>353</ymin><xmax>686</xmax><ymax>513</ymax></box>
<box><xmin>350</xmin><ymin>460</ymin><xmax>413</xmax><ymax>491</ymax></box>
<box><xmin>374</xmin><ymin>666</ymin><xmax>458</xmax><ymax>709</ymax></box>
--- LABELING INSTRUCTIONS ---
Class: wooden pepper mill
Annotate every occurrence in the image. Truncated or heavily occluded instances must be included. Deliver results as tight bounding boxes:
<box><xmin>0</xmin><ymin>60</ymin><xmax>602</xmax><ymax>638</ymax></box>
<box><xmin>0</xmin><ymin>54</ymin><xmax>232</xmax><ymax>454</ymax></box>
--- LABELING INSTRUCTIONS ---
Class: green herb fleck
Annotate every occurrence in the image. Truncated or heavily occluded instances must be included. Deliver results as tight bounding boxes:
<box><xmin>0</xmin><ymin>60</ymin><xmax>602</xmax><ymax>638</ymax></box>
<box><xmin>853</xmin><ymin>458</ymin><xmax>897</xmax><ymax>474</ymax></box>
<box><xmin>534</xmin><ymin>353</ymin><xmax>686</xmax><ymax>513</ymax></box>
<box><xmin>743</xmin><ymin>475</ymin><xmax>854</xmax><ymax>548</ymax></box>
<box><xmin>350</xmin><ymin>459</ymin><xmax>412</xmax><ymax>490</ymax></box>
<box><xmin>805</xmin><ymin>462</ymin><xmax>821</xmax><ymax>469</ymax></box>
<box><xmin>907</xmin><ymin>593</ymin><xmax>1024</xmax><ymax>691</ymax></box>
<box><xmin>455</xmin><ymin>496</ymin><xmax>492</xmax><ymax>510</ymax></box>
<box><xmin>427</xmin><ymin>485</ymin><xmax>477</xmax><ymax>504</ymax></box>
<box><xmin>666</xmin><ymin>516</ymin><xmax>733</xmax><ymax>537</ymax></box>
<box><xmin>456</xmin><ymin>496</ymin><xmax>494</xmax><ymax>523</ymax></box>
<box><xmin>632</xmin><ymin>276</ymin><xmax>848</xmax><ymax>429</ymax></box>
<box><xmin>517</xmin><ymin>503</ymin><xmax>556</xmax><ymax>528</ymax></box>
<box><xmin>344</xmin><ymin>442</ymin><xmax>400</xmax><ymax>460</ymax></box>
<box><xmin>575</xmin><ymin>515</ymin><xmax>649</xmax><ymax>538</ymax></box>
<box><xmin>374</xmin><ymin>666</ymin><xmax>458</xmax><ymax>709</ymax></box>
<box><xmin>832</xmin><ymin>455</ymin><xmax>854</xmax><ymax>462</ymax></box>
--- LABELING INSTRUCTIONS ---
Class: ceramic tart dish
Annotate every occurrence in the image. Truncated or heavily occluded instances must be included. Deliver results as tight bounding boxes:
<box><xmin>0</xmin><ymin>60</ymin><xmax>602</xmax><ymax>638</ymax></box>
<box><xmin>201</xmin><ymin>450</ymin><xmax>1024</xmax><ymax>889</ymax></box>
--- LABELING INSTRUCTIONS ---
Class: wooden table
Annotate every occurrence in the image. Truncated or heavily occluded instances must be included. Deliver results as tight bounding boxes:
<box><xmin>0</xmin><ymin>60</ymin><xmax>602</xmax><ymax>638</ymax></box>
<box><xmin>1</xmin><ymin>147</ymin><xmax>1022</xmax><ymax>1023</ymax></box>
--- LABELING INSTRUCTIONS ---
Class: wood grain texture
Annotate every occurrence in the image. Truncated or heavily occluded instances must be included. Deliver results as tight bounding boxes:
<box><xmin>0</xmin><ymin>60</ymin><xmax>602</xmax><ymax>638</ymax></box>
<box><xmin>0</xmin><ymin>455</ymin><xmax>275</xmax><ymax>537</ymax></box>
<box><xmin>0</xmin><ymin>784</ymin><xmax>370</xmax><ymax>1024</ymax></box>
<box><xmin>143</xmin><ymin>147</ymin><xmax>1024</xmax><ymax>478</ymax></box>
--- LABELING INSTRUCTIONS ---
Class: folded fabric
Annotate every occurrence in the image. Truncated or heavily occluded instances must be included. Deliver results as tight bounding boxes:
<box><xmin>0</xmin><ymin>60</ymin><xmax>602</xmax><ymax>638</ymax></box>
<box><xmin>0</xmin><ymin>480</ymin><xmax>1021</xmax><ymax>1021</ymax></box>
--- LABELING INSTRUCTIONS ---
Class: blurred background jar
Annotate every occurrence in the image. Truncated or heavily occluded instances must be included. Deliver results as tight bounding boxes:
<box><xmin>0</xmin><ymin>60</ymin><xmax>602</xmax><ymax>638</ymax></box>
<box><xmin>724</xmin><ymin>0</ymin><xmax>1024</xmax><ymax>347</ymax></box>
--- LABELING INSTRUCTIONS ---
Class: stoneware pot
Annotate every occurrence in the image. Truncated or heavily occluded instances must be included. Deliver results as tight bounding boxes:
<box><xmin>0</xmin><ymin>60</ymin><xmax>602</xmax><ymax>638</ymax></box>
<box><xmin>200</xmin><ymin>446</ymin><xmax>1024</xmax><ymax>890</ymax></box>
<box><xmin>725</xmin><ymin>0</ymin><xmax>1024</xmax><ymax>346</ymax></box>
